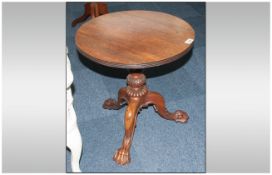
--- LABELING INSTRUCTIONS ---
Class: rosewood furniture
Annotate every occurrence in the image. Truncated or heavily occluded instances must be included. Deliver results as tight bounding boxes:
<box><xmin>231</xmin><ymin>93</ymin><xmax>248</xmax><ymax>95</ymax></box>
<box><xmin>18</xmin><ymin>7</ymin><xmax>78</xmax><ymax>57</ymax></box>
<box><xmin>72</xmin><ymin>2</ymin><xmax>108</xmax><ymax>27</ymax></box>
<box><xmin>75</xmin><ymin>10</ymin><xmax>195</xmax><ymax>165</ymax></box>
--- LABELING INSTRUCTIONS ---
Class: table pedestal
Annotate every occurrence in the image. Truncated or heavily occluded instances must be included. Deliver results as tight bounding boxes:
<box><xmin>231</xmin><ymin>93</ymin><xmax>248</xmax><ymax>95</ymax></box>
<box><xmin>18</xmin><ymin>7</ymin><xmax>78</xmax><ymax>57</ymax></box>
<box><xmin>103</xmin><ymin>73</ymin><xmax>189</xmax><ymax>165</ymax></box>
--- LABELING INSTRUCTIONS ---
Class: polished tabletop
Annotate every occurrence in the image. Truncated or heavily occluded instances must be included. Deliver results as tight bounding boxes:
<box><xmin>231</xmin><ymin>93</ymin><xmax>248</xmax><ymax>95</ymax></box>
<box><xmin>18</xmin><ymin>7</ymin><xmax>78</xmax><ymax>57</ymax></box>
<box><xmin>75</xmin><ymin>10</ymin><xmax>195</xmax><ymax>69</ymax></box>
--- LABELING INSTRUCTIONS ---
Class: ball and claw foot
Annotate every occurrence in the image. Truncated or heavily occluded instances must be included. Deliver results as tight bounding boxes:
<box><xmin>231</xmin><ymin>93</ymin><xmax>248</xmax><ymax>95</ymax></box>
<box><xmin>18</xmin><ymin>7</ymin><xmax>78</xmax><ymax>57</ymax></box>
<box><xmin>174</xmin><ymin>110</ymin><xmax>189</xmax><ymax>123</ymax></box>
<box><xmin>103</xmin><ymin>98</ymin><xmax>120</xmax><ymax>110</ymax></box>
<box><xmin>113</xmin><ymin>148</ymin><xmax>131</xmax><ymax>165</ymax></box>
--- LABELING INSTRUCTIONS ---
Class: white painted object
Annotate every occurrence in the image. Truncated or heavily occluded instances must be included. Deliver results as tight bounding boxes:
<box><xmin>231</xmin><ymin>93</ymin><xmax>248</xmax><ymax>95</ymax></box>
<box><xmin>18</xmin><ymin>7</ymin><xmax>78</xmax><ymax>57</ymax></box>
<box><xmin>66</xmin><ymin>55</ymin><xmax>82</xmax><ymax>172</ymax></box>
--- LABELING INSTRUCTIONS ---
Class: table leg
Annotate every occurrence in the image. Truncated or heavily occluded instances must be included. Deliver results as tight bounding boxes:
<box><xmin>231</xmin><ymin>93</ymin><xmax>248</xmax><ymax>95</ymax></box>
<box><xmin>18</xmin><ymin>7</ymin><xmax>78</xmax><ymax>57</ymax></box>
<box><xmin>72</xmin><ymin>2</ymin><xmax>109</xmax><ymax>27</ymax></box>
<box><xmin>103</xmin><ymin>87</ymin><xmax>127</xmax><ymax>110</ymax></box>
<box><xmin>113</xmin><ymin>98</ymin><xmax>141</xmax><ymax>165</ymax></box>
<box><xmin>144</xmin><ymin>91</ymin><xmax>189</xmax><ymax>123</ymax></box>
<box><xmin>72</xmin><ymin>3</ymin><xmax>91</xmax><ymax>27</ymax></box>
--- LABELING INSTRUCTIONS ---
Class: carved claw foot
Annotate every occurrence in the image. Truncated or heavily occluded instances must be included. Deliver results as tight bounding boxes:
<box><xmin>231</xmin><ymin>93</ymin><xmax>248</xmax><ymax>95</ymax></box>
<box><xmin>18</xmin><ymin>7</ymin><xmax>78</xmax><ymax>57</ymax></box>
<box><xmin>144</xmin><ymin>91</ymin><xmax>189</xmax><ymax>123</ymax></box>
<box><xmin>174</xmin><ymin>110</ymin><xmax>189</xmax><ymax>123</ymax></box>
<box><xmin>103</xmin><ymin>98</ymin><xmax>120</xmax><ymax>110</ymax></box>
<box><xmin>113</xmin><ymin>148</ymin><xmax>131</xmax><ymax>165</ymax></box>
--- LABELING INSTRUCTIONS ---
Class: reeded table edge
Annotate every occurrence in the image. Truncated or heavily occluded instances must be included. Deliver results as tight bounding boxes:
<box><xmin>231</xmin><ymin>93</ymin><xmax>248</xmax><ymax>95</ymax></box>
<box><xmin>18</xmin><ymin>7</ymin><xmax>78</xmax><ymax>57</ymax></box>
<box><xmin>76</xmin><ymin>43</ymin><xmax>194</xmax><ymax>69</ymax></box>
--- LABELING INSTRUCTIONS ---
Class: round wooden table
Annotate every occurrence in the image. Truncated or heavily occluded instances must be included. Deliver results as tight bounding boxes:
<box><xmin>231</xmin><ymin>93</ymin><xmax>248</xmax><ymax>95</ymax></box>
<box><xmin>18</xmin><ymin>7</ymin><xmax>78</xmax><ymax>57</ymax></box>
<box><xmin>75</xmin><ymin>10</ymin><xmax>195</xmax><ymax>165</ymax></box>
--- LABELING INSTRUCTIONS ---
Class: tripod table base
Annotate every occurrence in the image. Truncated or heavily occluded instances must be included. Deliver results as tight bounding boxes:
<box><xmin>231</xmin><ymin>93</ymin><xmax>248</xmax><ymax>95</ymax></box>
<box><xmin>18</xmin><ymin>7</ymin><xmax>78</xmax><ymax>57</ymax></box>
<box><xmin>103</xmin><ymin>73</ymin><xmax>189</xmax><ymax>165</ymax></box>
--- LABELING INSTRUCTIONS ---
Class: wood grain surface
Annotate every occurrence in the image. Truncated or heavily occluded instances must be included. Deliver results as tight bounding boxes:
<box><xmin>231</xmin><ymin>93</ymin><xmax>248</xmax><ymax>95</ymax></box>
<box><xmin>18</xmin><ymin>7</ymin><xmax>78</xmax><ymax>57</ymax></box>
<box><xmin>75</xmin><ymin>10</ymin><xmax>195</xmax><ymax>69</ymax></box>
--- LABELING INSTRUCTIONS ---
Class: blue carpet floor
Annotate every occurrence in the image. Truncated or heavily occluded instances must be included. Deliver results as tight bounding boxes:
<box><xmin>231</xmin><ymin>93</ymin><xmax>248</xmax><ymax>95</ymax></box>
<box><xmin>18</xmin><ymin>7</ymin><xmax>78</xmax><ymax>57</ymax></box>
<box><xmin>66</xmin><ymin>2</ymin><xmax>205</xmax><ymax>173</ymax></box>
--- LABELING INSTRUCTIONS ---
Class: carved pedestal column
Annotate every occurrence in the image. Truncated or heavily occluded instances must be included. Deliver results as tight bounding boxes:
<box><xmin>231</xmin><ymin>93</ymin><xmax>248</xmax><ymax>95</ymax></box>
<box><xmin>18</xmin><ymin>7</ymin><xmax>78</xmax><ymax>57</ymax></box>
<box><xmin>103</xmin><ymin>73</ymin><xmax>189</xmax><ymax>165</ymax></box>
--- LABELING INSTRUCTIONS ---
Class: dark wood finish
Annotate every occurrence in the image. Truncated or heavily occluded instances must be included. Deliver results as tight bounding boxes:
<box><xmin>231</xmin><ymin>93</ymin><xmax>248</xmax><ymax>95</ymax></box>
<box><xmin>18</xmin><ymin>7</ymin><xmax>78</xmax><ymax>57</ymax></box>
<box><xmin>75</xmin><ymin>10</ymin><xmax>195</xmax><ymax>69</ymax></box>
<box><xmin>72</xmin><ymin>2</ymin><xmax>108</xmax><ymax>27</ymax></box>
<box><xmin>75</xmin><ymin>10</ymin><xmax>193</xmax><ymax>165</ymax></box>
<box><xmin>103</xmin><ymin>73</ymin><xmax>189</xmax><ymax>165</ymax></box>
